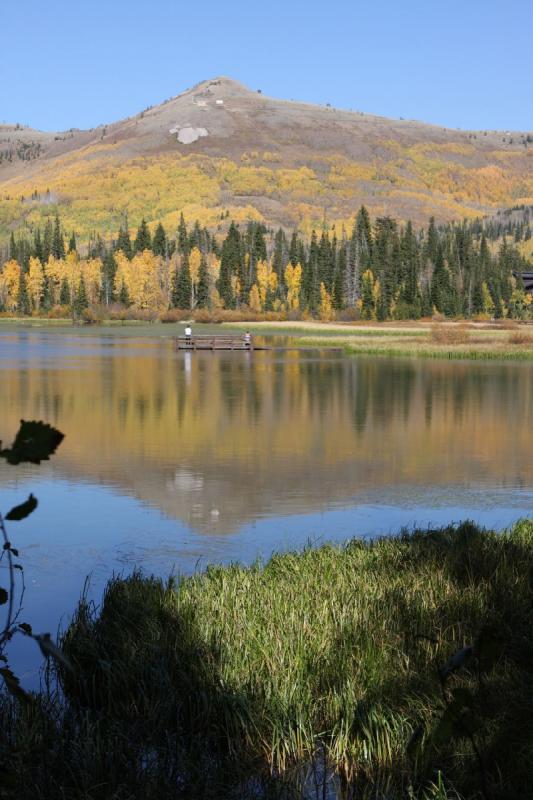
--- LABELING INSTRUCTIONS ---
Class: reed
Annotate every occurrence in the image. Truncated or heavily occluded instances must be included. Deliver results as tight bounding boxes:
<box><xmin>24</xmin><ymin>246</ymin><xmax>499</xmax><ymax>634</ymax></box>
<box><xmin>2</xmin><ymin>521</ymin><xmax>532</xmax><ymax>798</ymax></box>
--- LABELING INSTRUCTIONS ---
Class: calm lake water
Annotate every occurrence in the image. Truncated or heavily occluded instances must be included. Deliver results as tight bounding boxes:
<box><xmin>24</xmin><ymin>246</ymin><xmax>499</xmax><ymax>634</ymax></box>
<box><xmin>0</xmin><ymin>324</ymin><xmax>532</xmax><ymax>684</ymax></box>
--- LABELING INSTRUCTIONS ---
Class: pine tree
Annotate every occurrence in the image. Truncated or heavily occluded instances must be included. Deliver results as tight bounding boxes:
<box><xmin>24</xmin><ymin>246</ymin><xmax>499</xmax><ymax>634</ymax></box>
<box><xmin>116</xmin><ymin>225</ymin><xmax>132</xmax><ymax>259</ymax></box>
<box><xmin>152</xmin><ymin>223</ymin><xmax>167</xmax><ymax>257</ymax></box>
<box><xmin>197</xmin><ymin>255</ymin><xmax>210</xmax><ymax>308</ymax></box>
<box><xmin>43</xmin><ymin>219</ymin><xmax>53</xmax><ymax>263</ymax></box>
<box><xmin>73</xmin><ymin>276</ymin><xmax>88</xmax><ymax>315</ymax></box>
<box><xmin>68</xmin><ymin>232</ymin><xmax>77</xmax><ymax>254</ymax></box>
<box><xmin>119</xmin><ymin>279</ymin><xmax>130</xmax><ymax>307</ymax></box>
<box><xmin>17</xmin><ymin>269</ymin><xmax>30</xmax><ymax>314</ymax></box>
<box><xmin>52</xmin><ymin>215</ymin><xmax>65</xmax><ymax>259</ymax></box>
<box><xmin>172</xmin><ymin>256</ymin><xmax>192</xmax><ymax>309</ymax></box>
<box><xmin>177</xmin><ymin>213</ymin><xmax>189</xmax><ymax>255</ymax></box>
<box><xmin>59</xmin><ymin>277</ymin><xmax>71</xmax><ymax>305</ymax></box>
<box><xmin>217</xmin><ymin>223</ymin><xmax>242</xmax><ymax>308</ymax></box>
<box><xmin>134</xmin><ymin>218</ymin><xmax>151</xmax><ymax>253</ymax></box>
<box><xmin>33</xmin><ymin>229</ymin><xmax>43</xmax><ymax>263</ymax></box>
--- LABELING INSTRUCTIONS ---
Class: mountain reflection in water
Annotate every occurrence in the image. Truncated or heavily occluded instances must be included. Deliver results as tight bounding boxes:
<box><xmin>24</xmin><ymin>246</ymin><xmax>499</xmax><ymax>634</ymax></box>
<box><xmin>0</xmin><ymin>330</ymin><xmax>532</xmax><ymax>534</ymax></box>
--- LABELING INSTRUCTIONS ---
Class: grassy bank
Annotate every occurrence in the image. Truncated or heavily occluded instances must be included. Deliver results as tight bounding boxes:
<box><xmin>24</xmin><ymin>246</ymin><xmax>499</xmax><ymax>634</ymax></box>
<box><xmin>225</xmin><ymin>320</ymin><xmax>533</xmax><ymax>360</ymax></box>
<box><xmin>3</xmin><ymin>521</ymin><xmax>533</xmax><ymax>798</ymax></box>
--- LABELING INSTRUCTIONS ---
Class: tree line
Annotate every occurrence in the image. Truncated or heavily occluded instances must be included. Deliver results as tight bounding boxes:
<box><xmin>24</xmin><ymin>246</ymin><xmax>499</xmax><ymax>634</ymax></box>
<box><xmin>1</xmin><ymin>206</ymin><xmax>532</xmax><ymax>319</ymax></box>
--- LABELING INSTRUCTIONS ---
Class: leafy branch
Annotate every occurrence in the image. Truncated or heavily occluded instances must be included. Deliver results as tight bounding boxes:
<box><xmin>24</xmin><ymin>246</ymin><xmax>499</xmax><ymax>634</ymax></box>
<box><xmin>0</xmin><ymin>420</ymin><xmax>67</xmax><ymax>702</ymax></box>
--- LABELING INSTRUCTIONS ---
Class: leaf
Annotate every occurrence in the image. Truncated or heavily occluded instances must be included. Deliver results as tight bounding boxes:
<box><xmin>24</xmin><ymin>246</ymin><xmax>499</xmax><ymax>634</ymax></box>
<box><xmin>0</xmin><ymin>667</ymin><xmax>30</xmax><ymax>703</ymax></box>
<box><xmin>0</xmin><ymin>420</ymin><xmax>64</xmax><ymax>466</ymax></box>
<box><xmin>5</xmin><ymin>494</ymin><xmax>38</xmax><ymax>522</ymax></box>
<box><xmin>0</xmin><ymin>588</ymin><xmax>7</xmax><ymax>605</ymax></box>
<box><xmin>33</xmin><ymin>633</ymin><xmax>73</xmax><ymax>672</ymax></box>
<box><xmin>18</xmin><ymin>623</ymin><xmax>32</xmax><ymax>635</ymax></box>
<box><xmin>439</xmin><ymin>645</ymin><xmax>473</xmax><ymax>682</ymax></box>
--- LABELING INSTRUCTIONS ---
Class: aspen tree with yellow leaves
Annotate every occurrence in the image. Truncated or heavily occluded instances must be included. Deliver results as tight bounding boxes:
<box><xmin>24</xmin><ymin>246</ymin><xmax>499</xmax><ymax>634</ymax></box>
<box><xmin>319</xmin><ymin>282</ymin><xmax>333</xmax><ymax>320</ymax></box>
<box><xmin>0</xmin><ymin>260</ymin><xmax>21</xmax><ymax>311</ymax></box>
<box><xmin>248</xmin><ymin>284</ymin><xmax>261</xmax><ymax>312</ymax></box>
<box><xmin>285</xmin><ymin>263</ymin><xmax>302</xmax><ymax>311</ymax></box>
<box><xmin>27</xmin><ymin>257</ymin><xmax>45</xmax><ymax>312</ymax></box>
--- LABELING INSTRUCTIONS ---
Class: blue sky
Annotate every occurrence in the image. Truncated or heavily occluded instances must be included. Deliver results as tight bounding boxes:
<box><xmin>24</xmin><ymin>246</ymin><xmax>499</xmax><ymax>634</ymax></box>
<box><xmin>2</xmin><ymin>0</ymin><xmax>532</xmax><ymax>132</ymax></box>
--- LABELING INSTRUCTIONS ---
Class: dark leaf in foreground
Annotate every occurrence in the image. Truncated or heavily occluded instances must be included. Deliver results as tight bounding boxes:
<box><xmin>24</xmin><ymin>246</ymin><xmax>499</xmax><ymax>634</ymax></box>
<box><xmin>5</xmin><ymin>494</ymin><xmax>38</xmax><ymax>522</ymax></box>
<box><xmin>439</xmin><ymin>645</ymin><xmax>473</xmax><ymax>681</ymax></box>
<box><xmin>0</xmin><ymin>420</ymin><xmax>64</xmax><ymax>465</ymax></box>
<box><xmin>0</xmin><ymin>667</ymin><xmax>30</xmax><ymax>703</ymax></box>
<box><xmin>34</xmin><ymin>633</ymin><xmax>73</xmax><ymax>672</ymax></box>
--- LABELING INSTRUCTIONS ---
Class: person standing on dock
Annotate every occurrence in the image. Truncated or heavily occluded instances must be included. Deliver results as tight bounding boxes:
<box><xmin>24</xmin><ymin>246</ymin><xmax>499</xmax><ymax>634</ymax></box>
<box><xmin>185</xmin><ymin>324</ymin><xmax>192</xmax><ymax>347</ymax></box>
<box><xmin>244</xmin><ymin>331</ymin><xmax>251</xmax><ymax>349</ymax></box>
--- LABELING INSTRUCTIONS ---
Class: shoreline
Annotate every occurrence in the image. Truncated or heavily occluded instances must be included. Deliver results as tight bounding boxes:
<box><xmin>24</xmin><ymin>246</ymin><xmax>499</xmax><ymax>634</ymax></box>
<box><xmin>2</xmin><ymin>316</ymin><xmax>533</xmax><ymax>361</ymax></box>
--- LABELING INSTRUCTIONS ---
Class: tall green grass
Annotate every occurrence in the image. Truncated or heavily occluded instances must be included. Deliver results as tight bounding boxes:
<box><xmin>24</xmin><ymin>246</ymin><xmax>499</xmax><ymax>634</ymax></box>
<box><xmin>2</xmin><ymin>521</ymin><xmax>533</xmax><ymax>798</ymax></box>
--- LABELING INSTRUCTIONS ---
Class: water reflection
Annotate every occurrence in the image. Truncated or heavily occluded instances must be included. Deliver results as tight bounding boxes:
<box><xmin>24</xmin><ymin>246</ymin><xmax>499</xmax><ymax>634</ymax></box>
<box><xmin>0</xmin><ymin>331</ymin><xmax>532</xmax><ymax>533</ymax></box>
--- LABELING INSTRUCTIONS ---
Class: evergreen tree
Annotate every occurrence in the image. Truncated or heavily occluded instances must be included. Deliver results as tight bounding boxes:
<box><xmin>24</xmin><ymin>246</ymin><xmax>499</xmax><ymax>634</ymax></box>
<box><xmin>196</xmin><ymin>255</ymin><xmax>210</xmax><ymax>308</ymax></box>
<box><xmin>116</xmin><ymin>225</ymin><xmax>132</xmax><ymax>259</ymax></box>
<box><xmin>73</xmin><ymin>276</ymin><xmax>88</xmax><ymax>315</ymax></box>
<box><xmin>152</xmin><ymin>223</ymin><xmax>167</xmax><ymax>257</ymax></box>
<box><xmin>172</xmin><ymin>256</ymin><xmax>192</xmax><ymax>309</ymax></box>
<box><xmin>177</xmin><ymin>213</ymin><xmax>189</xmax><ymax>255</ymax></box>
<box><xmin>33</xmin><ymin>229</ymin><xmax>43</xmax><ymax>263</ymax></box>
<box><xmin>52</xmin><ymin>215</ymin><xmax>65</xmax><ymax>259</ymax></box>
<box><xmin>43</xmin><ymin>219</ymin><xmax>53</xmax><ymax>263</ymax></box>
<box><xmin>217</xmin><ymin>223</ymin><xmax>242</xmax><ymax>308</ymax></box>
<box><xmin>119</xmin><ymin>279</ymin><xmax>130</xmax><ymax>307</ymax></box>
<box><xmin>17</xmin><ymin>269</ymin><xmax>30</xmax><ymax>314</ymax></box>
<box><xmin>59</xmin><ymin>277</ymin><xmax>71</xmax><ymax>305</ymax></box>
<box><xmin>134</xmin><ymin>218</ymin><xmax>151</xmax><ymax>253</ymax></box>
<box><xmin>68</xmin><ymin>232</ymin><xmax>77</xmax><ymax>254</ymax></box>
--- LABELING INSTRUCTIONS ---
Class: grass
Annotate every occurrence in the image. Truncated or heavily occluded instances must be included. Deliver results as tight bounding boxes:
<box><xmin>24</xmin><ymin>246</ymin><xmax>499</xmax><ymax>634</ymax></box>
<box><xmin>2</xmin><ymin>521</ymin><xmax>533</xmax><ymax>798</ymax></box>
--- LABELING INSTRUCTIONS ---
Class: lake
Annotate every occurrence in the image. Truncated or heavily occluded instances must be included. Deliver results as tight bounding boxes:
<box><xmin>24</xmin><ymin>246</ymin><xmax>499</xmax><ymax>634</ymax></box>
<box><xmin>0</xmin><ymin>324</ymin><xmax>532</xmax><ymax>684</ymax></box>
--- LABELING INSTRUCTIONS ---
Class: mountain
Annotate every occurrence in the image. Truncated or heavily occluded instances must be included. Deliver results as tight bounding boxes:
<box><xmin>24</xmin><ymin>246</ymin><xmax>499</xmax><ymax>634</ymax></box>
<box><xmin>1</xmin><ymin>77</ymin><xmax>532</xmax><ymax>243</ymax></box>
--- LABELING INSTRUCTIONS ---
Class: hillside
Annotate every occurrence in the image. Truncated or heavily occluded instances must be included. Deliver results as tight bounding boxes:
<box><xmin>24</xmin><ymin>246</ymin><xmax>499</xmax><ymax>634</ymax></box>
<box><xmin>1</xmin><ymin>77</ymin><xmax>532</xmax><ymax>243</ymax></box>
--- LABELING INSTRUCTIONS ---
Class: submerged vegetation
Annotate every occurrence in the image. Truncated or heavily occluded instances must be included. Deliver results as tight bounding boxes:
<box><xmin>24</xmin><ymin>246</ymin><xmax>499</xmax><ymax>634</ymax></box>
<box><xmin>2</xmin><ymin>520</ymin><xmax>533</xmax><ymax>798</ymax></box>
<box><xmin>1</xmin><ymin>205</ymin><xmax>533</xmax><ymax>324</ymax></box>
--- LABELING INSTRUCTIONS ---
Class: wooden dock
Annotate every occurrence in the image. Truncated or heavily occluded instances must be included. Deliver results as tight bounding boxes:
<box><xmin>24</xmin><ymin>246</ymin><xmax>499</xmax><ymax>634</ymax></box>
<box><xmin>176</xmin><ymin>334</ymin><xmax>269</xmax><ymax>351</ymax></box>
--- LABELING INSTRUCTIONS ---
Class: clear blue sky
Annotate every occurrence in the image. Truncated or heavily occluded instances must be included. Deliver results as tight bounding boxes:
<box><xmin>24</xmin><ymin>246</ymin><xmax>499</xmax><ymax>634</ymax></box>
<box><xmin>2</xmin><ymin>0</ymin><xmax>532</xmax><ymax>132</ymax></box>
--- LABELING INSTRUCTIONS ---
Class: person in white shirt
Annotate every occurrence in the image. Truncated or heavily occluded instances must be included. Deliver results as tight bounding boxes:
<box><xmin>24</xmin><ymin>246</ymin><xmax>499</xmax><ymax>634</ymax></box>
<box><xmin>184</xmin><ymin>325</ymin><xmax>192</xmax><ymax>346</ymax></box>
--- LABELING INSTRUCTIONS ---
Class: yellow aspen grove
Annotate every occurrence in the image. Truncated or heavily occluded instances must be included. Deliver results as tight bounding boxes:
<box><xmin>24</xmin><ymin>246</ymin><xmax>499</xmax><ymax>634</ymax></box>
<box><xmin>248</xmin><ymin>284</ymin><xmax>261</xmax><ymax>312</ymax></box>
<box><xmin>319</xmin><ymin>282</ymin><xmax>334</xmax><ymax>320</ymax></box>
<box><xmin>0</xmin><ymin>260</ymin><xmax>21</xmax><ymax>311</ymax></box>
<box><xmin>256</xmin><ymin>260</ymin><xmax>269</xmax><ymax>308</ymax></box>
<box><xmin>208</xmin><ymin>254</ymin><xmax>221</xmax><ymax>284</ymax></box>
<box><xmin>285</xmin><ymin>262</ymin><xmax>302</xmax><ymax>311</ymax></box>
<box><xmin>209</xmin><ymin>286</ymin><xmax>224</xmax><ymax>309</ymax></box>
<box><xmin>64</xmin><ymin>251</ymin><xmax>82</xmax><ymax>296</ymax></box>
<box><xmin>189</xmin><ymin>247</ymin><xmax>202</xmax><ymax>306</ymax></box>
<box><xmin>46</xmin><ymin>256</ymin><xmax>66</xmax><ymax>305</ymax></box>
<box><xmin>131</xmin><ymin>251</ymin><xmax>166</xmax><ymax>310</ymax></box>
<box><xmin>82</xmin><ymin>258</ymin><xmax>103</xmax><ymax>306</ymax></box>
<box><xmin>27</xmin><ymin>257</ymin><xmax>45</xmax><ymax>312</ymax></box>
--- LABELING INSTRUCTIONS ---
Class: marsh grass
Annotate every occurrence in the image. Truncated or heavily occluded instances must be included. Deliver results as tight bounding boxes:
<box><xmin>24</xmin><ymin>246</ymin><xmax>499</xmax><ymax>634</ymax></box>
<box><xmin>429</xmin><ymin>324</ymin><xmax>470</xmax><ymax>345</ymax></box>
<box><xmin>2</xmin><ymin>521</ymin><xmax>533</xmax><ymax>798</ymax></box>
